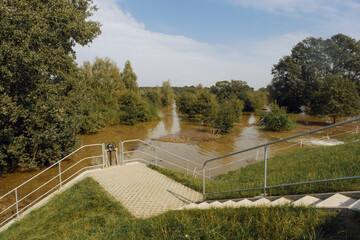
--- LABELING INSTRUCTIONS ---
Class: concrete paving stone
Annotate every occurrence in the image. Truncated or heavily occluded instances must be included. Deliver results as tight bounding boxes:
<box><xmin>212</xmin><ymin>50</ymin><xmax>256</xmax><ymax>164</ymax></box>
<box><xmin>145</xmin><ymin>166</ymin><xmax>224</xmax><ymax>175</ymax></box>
<box><xmin>89</xmin><ymin>162</ymin><xmax>202</xmax><ymax>218</ymax></box>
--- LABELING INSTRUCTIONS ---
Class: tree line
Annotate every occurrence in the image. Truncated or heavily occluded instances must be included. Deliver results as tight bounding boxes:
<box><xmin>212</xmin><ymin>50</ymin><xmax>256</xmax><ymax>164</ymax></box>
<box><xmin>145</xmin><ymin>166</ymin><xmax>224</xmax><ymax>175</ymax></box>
<box><xmin>176</xmin><ymin>81</ymin><xmax>268</xmax><ymax>134</ymax></box>
<box><xmin>269</xmin><ymin>34</ymin><xmax>360</xmax><ymax>123</ymax></box>
<box><xmin>0</xmin><ymin>1</ymin><xmax>174</xmax><ymax>173</ymax></box>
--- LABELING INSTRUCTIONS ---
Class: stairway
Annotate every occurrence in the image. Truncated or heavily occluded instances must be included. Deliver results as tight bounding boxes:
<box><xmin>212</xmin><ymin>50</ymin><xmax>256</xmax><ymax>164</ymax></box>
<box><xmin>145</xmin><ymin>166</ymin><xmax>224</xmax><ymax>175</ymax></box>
<box><xmin>181</xmin><ymin>192</ymin><xmax>360</xmax><ymax>211</ymax></box>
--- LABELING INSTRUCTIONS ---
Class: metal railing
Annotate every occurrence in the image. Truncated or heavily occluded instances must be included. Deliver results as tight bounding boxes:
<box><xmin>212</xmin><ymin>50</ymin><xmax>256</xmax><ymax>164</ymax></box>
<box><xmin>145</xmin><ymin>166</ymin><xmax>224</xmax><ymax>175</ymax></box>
<box><xmin>0</xmin><ymin>143</ymin><xmax>106</xmax><ymax>227</ymax></box>
<box><xmin>202</xmin><ymin>117</ymin><xmax>360</xmax><ymax>200</ymax></box>
<box><xmin>120</xmin><ymin>139</ymin><xmax>205</xmax><ymax>177</ymax></box>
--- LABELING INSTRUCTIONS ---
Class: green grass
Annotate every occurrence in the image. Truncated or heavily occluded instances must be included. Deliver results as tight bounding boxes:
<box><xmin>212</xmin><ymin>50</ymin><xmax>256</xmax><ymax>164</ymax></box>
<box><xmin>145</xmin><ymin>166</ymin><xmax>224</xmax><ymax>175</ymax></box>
<box><xmin>1</xmin><ymin>177</ymin><xmax>359</xmax><ymax>239</ymax></box>
<box><xmin>149</xmin><ymin>134</ymin><xmax>360</xmax><ymax>200</ymax></box>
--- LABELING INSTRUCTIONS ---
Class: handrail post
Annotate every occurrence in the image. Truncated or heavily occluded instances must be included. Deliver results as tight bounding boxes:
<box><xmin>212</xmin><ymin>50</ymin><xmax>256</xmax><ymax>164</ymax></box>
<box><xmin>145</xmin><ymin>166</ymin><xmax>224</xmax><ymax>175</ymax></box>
<box><xmin>263</xmin><ymin>145</ymin><xmax>268</xmax><ymax>196</ymax></box>
<box><xmin>186</xmin><ymin>160</ymin><xmax>188</xmax><ymax>175</ymax></box>
<box><xmin>202</xmin><ymin>166</ymin><xmax>206</xmax><ymax>200</ymax></box>
<box><xmin>155</xmin><ymin>148</ymin><xmax>158</xmax><ymax>166</ymax></box>
<box><xmin>15</xmin><ymin>188</ymin><xmax>19</xmax><ymax>218</ymax></box>
<box><xmin>59</xmin><ymin>161</ymin><xmax>62</xmax><ymax>189</ymax></box>
<box><xmin>102</xmin><ymin>143</ymin><xmax>106</xmax><ymax>169</ymax></box>
<box><xmin>115</xmin><ymin>148</ymin><xmax>119</xmax><ymax>166</ymax></box>
<box><xmin>121</xmin><ymin>141</ymin><xmax>124</xmax><ymax>165</ymax></box>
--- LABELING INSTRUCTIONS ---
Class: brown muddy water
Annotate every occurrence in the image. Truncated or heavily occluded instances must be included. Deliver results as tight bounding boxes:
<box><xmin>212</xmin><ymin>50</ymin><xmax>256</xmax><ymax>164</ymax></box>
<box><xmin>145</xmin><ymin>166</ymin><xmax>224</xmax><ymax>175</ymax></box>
<box><xmin>1</xmin><ymin>106</ymin><xmax>359</xmax><ymax>225</ymax></box>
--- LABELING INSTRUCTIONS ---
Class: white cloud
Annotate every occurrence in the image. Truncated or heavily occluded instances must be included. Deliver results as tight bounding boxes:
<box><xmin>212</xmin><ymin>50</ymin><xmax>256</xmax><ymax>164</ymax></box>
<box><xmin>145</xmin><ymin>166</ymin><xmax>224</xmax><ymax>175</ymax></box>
<box><xmin>225</xmin><ymin>0</ymin><xmax>336</xmax><ymax>13</ymax></box>
<box><xmin>75</xmin><ymin>0</ymin><xmax>280</xmax><ymax>89</ymax></box>
<box><xmin>75</xmin><ymin>0</ymin><xmax>360</xmax><ymax>90</ymax></box>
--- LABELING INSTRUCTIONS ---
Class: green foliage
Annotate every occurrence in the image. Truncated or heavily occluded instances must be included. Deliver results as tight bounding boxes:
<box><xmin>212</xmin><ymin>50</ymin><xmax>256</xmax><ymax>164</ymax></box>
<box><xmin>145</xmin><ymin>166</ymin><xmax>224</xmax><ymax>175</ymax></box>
<box><xmin>1</xmin><ymin>177</ymin><xmax>357</xmax><ymax>240</ymax></box>
<box><xmin>246</xmin><ymin>90</ymin><xmax>269</xmax><ymax>113</ymax></box>
<box><xmin>260</xmin><ymin>104</ymin><xmax>297</xmax><ymax>131</ymax></box>
<box><xmin>0</xmin><ymin>0</ymin><xmax>101</xmax><ymax>171</ymax></box>
<box><xmin>121</xmin><ymin>60</ymin><xmax>138</xmax><ymax>91</ymax></box>
<box><xmin>176</xmin><ymin>85</ymin><xmax>244</xmax><ymax>134</ymax></box>
<box><xmin>142</xmin><ymin>88</ymin><xmax>162</xmax><ymax>108</ymax></box>
<box><xmin>270</xmin><ymin>34</ymin><xmax>360</xmax><ymax>115</ymax></box>
<box><xmin>160</xmin><ymin>80</ymin><xmax>174</xmax><ymax>107</ymax></box>
<box><xmin>212</xmin><ymin>97</ymin><xmax>244</xmax><ymax>134</ymax></box>
<box><xmin>309</xmin><ymin>75</ymin><xmax>360</xmax><ymax>123</ymax></box>
<box><xmin>210</xmin><ymin>80</ymin><xmax>254</xmax><ymax>111</ymax></box>
<box><xmin>118</xmin><ymin>91</ymin><xmax>158</xmax><ymax>125</ymax></box>
<box><xmin>176</xmin><ymin>90</ymin><xmax>199</xmax><ymax>118</ymax></box>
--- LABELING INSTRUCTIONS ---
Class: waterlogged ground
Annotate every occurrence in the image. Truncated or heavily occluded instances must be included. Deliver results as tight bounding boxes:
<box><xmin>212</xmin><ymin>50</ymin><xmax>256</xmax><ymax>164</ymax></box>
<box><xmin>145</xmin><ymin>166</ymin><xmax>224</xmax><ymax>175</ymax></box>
<box><xmin>0</xmin><ymin>107</ymin><xmax>358</xmax><ymax>225</ymax></box>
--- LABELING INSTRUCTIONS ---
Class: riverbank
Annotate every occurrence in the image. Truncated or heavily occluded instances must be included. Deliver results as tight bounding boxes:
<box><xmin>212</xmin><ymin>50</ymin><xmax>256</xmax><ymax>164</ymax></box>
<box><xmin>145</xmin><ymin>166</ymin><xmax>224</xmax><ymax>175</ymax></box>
<box><xmin>149</xmin><ymin>133</ymin><xmax>360</xmax><ymax>199</ymax></box>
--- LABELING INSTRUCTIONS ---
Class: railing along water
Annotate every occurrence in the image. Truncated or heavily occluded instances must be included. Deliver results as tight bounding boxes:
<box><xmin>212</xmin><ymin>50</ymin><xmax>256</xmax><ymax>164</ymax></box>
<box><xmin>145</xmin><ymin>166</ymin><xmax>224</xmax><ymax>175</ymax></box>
<box><xmin>120</xmin><ymin>139</ymin><xmax>205</xmax><ymax>177</ymax></box>
<box><xmin>0</xmin><ymin>143</ymin><xmax>106</xmax><ymax>228</ymax></box>
<box><xmin>202</xmin><ymin>117</ymin><xmax>360</xmax><ymax>200</ymax></box>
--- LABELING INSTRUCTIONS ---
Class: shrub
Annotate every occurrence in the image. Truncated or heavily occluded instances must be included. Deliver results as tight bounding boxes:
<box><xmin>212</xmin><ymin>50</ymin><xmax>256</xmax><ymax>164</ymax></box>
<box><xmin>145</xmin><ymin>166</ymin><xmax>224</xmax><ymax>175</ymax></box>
<box><xmin>259</xmin><ymin>103</ymin><xmax>297</xmax><ymax>131</ymax></box>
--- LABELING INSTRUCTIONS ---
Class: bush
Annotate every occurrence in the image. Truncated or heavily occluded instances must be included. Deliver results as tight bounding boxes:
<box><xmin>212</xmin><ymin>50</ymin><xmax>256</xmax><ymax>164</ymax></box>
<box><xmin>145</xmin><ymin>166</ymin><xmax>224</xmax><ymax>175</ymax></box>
<box><xmin>259</xmin><ymin>104</ymin><xmax>297</xmax><ymax>131</ymax></box>
<box><xmin>118</xmin><ymin>91</ymin><xmax>158</xmax><ymax>125</ymax></box>
<box><xmin>212</xmin><ymin>97</ymin><xmax>244</xmax><ymax>134</ymax></box>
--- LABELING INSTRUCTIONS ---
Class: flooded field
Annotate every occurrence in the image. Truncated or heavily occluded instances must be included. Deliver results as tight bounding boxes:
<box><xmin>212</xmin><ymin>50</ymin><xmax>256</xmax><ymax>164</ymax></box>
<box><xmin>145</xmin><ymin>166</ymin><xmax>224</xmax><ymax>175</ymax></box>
<box><xmin>1</xmin><ymin>106</ymin><xmax>359</xmax><ymax>225</ymax></box>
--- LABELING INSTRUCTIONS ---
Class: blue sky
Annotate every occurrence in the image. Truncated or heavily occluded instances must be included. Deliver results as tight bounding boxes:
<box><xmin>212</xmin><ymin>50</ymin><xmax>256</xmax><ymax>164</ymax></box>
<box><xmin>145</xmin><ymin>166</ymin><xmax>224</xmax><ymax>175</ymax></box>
<box><xmin>75</xmin><ymin>0</ymin><xmax>360</xmax><ymax>89</ymax></box>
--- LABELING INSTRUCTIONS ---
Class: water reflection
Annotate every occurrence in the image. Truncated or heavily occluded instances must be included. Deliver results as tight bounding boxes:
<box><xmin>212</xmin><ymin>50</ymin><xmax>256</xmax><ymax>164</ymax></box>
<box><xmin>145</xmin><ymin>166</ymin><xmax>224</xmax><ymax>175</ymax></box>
<box><xmin>80</xmin><ymin>106</ymin><xmax>358</xmax><ymax>177</ymax></box>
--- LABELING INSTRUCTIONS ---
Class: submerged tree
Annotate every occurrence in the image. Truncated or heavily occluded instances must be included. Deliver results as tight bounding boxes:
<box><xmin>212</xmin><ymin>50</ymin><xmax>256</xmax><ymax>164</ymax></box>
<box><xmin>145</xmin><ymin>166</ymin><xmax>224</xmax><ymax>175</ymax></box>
<box><xmin>160</xmin><ymin>80</ymin><xmax>175</xmax><ymax>107</ymax></box>
<box><xmin>0</xmin><ymin>0</ymin><xmax>101</xmax><ymax>171</ymax></box>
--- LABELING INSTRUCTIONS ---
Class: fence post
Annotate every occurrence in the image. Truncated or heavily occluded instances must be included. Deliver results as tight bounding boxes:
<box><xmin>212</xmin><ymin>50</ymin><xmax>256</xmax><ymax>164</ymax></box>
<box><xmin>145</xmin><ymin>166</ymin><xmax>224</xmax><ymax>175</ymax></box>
<box><xmin>59</xmin><ymin>161</ymin><xmax>62</xmax><ymax>189</ymax></box>
<box><xmin>102</xmin><ymin>143</ymin><xmax>106</xmax><ymax>169</ymax></box>
<box><xmin>202</xmin><ymin>167</ymin><xmax>206</xmax><ymax>201</ymax></box>
<box><xmin>15</xmin><ymin>188</ymin><xmax>19</xmax><ymax>218</ymax></box>
<box><xmin>300</xmin><ymin>139</ymin><xmax>303</xmax><ymax>148</ymax></box>
<box><xmin>120</xmin><ymin>141</ymin><xmax>124</xmax><ymax>165</ymax></box>
<box><xmin>356</xmin><ymin>126</ymin><xmax>359</xmax><ymax>134</ymax></box>
<box><xmin>256</xmin><ymin>150</ymin><xmax>259</xmax><ymax>161</ymax></box>
<box><xmin>155</xmin><ymin>148</ymin><xmax>158</xmax><ymax>166</ymax></box>
<box><xmin>115</xmin><ymin>148</ymin><xmax>119</xmax><ymax>166</ymax></box>
<box><xmin>263</xmin><ymin>145</ymin><xmax>268</xmax><ymax>196</ymax></box>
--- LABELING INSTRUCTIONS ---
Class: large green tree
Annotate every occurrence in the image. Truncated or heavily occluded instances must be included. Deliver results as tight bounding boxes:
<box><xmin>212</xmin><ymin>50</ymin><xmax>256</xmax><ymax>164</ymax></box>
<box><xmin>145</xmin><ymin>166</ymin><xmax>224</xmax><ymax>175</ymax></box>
<box><xmin>309</xmin><ymin>75</ymin><xmax>360</xmax><ymax>123</ymax></box>
<box><xmin>0</xmin><ymin>0</ymin><xmax>101</xmax><ymax>171</ymax></box>
<box><xmin>270</xmin><ymin>34</ymin><xmax>360</xmax><ymax>114</ymax></box>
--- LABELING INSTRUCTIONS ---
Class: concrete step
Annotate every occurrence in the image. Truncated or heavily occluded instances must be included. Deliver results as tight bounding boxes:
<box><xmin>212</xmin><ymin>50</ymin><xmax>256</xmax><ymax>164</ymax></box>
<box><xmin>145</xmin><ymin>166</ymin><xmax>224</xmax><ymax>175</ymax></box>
<box><xmin>182</xmin><ymin>192</ymin><xmax>360</xmax><ymax>211</ymax></box>
<box><xmin>209</xmin><ymin>201</ymin><xmax>222</xmax><ymax>208</ymax></box>
<box><xmin>316</xmin><ymin>193</ymin><xmax>357</xmax><ymax>208</ymax></box>
<box><xmin>292</xmin><ymin>195</ymin><xmax>322</xmax><ymax>207</ymax></box>
<box><xmin>252</xmin><ymin>198</ymin><xmax>271</xmax><ymax>206</ymax></box>
<box><xmin>268</xmin><ymin>197</ymin><xmax>291</xmax><ymax>206</ymax></box>
<box><xmin>349</xmin><ymin>199</ymin><xmax>360</xmax><ymax>211</ymax></box>
<box><xmin>234</xmin><ymin>199</ymin><xmax>254</xmax><ymax>207</ymax></box>
<box><xmin>183</xmin><ymin>203</ymin><xmax>198</xmax><ymax>209</ymax></box>
<box><xmin>222</xmin><ymin>200</ymin><xmax>237</xmax><ymax>208</ymax></box>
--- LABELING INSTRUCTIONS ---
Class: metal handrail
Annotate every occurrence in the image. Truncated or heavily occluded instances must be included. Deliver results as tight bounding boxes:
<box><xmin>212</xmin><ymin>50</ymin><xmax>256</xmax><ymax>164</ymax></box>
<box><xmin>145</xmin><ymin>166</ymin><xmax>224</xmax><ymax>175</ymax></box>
<box><xmin>121</xmin><ymin>139</ymin><xmax>202</xmax><ymax>167</ymax></box>
<box><xmin>0</xmin><ymin>144</ymin><xmax>105</xmax><ymax>227</ymax></box>
<box><xmin>202</xmin><ymin>117</ymin><xmax>360</xmax><ymax>200</ymax></box>
<box><xmin>120</xmin><ymin>139</ymin><xmax>202</xmax><ymax>175</ymax></box>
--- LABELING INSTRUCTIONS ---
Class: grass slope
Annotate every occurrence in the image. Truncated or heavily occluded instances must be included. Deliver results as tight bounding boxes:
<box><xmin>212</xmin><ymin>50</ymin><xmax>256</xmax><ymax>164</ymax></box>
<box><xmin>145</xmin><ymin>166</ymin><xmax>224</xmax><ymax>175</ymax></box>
<box><xmin>1</xmin><ymin>178</ymin><xmax>359</xmax><ymax>239</ymax></box>
<box><xmin>149</xmin><ymin>134</ymin><xmax>360</xmax><ymax>199</ymax></box>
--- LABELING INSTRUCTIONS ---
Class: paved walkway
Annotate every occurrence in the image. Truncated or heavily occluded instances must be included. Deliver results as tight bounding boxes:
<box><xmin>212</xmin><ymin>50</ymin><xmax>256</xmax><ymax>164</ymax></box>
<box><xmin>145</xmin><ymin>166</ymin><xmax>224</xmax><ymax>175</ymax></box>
<box><xmin>88</xmin><ymin>162</ymin><xmax>202</xmax><ymax>218</ymax></box>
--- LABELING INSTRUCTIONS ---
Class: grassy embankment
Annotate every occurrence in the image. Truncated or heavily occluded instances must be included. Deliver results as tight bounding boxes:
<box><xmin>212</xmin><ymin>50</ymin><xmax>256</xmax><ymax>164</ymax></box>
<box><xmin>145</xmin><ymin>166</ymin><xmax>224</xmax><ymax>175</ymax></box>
<box><xmin>1</xmin><ymin>177</ymin><xmax>359</xmax><ymax>239</ymax></box>
<box><xmin>148</xmin><ymin>134</ymin><xmax>360</xmax><ymax>200</ymax></box>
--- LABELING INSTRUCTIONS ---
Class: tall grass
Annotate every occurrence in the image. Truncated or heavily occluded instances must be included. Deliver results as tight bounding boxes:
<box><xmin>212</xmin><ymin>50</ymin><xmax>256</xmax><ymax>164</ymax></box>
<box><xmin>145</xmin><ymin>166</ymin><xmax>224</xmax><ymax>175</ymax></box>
<box><xmin>1</xmin><ymin>178</ymin><xmax>358</xmax><ymax>239</ymax></box>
